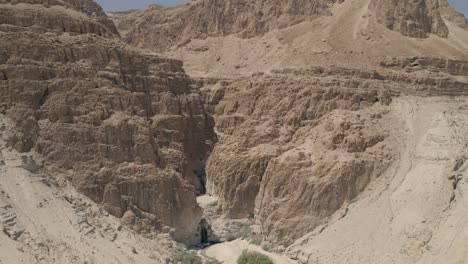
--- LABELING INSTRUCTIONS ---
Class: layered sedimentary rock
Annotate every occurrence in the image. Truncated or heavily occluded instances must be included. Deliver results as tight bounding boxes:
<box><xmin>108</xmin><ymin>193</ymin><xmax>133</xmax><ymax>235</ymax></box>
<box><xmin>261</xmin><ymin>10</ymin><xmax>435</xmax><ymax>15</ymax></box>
<box><xmin>285</xmin><ymin>95</ymin><xmax>468</xmax><ymax>263</ymax></box>
<box><xmin>110</xmin><ymin>0</ymin><xmax>465</xmax><ymax>55</ymax></box>
<box><xmin>202</xmin><ymin>68</ymin><xmax>397</xmax><ymax>243</ymax></box>
<box><xmin>198</xmin><ymin>64</ymin><xmax>468</xmax><ymax>245</ymax></box>
<box><xmin>2</xmin><ymin>0</ymin><xmax>468</xmax><ymax>262</ymax></box>
<box><xmin>380</xmin><ymin>56</ymin><xmax>468</xmax><ymax>76</ymax></box>
<box><xmin>109</xmin><ymin>0</ymin><xmax>344</xmax><ymax>52</ymax></box>
<box><xmin>370</xmin><ymin>0</ymin><xmax>449</xmax><ymax>38</ymax></box>
<box><xmin>439</xmin><ymin>0</ymin><xmax>468</xmax><ymax>28</ymax></box>
<box><xmin>105</xmin><ymin>0</ymin><xmax>468</xmax><ymax>261</ymax></box>
<box><xmin>0</xmin><ymin>0</ymin><xmax>215</xmax><ymax>244</ymax></box>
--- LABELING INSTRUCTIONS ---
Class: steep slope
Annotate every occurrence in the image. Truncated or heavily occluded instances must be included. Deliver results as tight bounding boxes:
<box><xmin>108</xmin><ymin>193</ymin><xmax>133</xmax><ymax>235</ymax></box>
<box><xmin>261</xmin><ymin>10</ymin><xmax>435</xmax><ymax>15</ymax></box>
<box><xmin>0</xmin><ymin>0</ymin><xmax>215</xmax><ymax>246</ymax></box>
<box><xmin>110</xmin><ymin>0</ymin><xmax>461</xmax><ymax>52</ymax></box>
<box><xmin>287</xmin><ymin>96</ymin><xmax>468</xmax><ymax>263</ymax></box>
<box><xmin>111</xmin><ymin>0</ymin><xmax>468</xmax><ymax>78</ymax></box>
<box><xmin>109</xmin><ymin>0</ymin><xmax>468</xmax><ymax>261</ymax></box>
<box><xmin>370</xmin><ymin>0</ymin><xmax>449</xmax><ymax>38</ymax></box>
<box><xmin>0</xmin><ymin>117</ymin><xmax>177</xmax><ymax>264</ymax></box>
<box><xmin>197</xmin><ymin>63</ymin><xmax>468</xmax><ymax>247</ymax></box>
<box><xmin>2</xmin><ymin>0</ymin><xmax>468</xmax><ymax>263</ymax></box>
<box><xmin>109</xmin><ymin>0</ymin><xmax>344</xmax><ymax>52</ymax></box>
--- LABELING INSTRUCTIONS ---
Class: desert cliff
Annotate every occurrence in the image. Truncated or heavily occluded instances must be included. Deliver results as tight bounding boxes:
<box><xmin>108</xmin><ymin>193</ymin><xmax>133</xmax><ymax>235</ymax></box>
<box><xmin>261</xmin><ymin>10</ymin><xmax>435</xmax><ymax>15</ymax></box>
<box><xmin>0</xmin><ymin>0</ymin><xmax>467</xmax><ymax>263</ymax></box>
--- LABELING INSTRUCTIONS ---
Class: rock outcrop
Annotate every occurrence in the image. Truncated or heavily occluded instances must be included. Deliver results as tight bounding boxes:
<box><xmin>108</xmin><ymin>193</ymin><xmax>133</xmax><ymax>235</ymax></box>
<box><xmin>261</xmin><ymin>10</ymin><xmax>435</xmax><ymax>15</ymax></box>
<box><xmin>0</xmin><ymin>0</ymin><xmax>215</xmax><ymax>244</ymax></box>
<box><xmin>197</xmin><ymin>63</ymin><xmax>468</xmax><ymax>246</ymax></box>
<box><xmin>380</xmin><ymin>56</ymin><xmax>468</xmax><ymax>76</ymax></box>
<box><xmin>2</xmin><ymin>0</ymin><xmax>468</xmax><ymax>262</ymax></box>
<box><xmin>439</xmin><ymin>0</ymin><xmax>468</xmax><ymax>29</ymax></box>
<box><xmin>201</xmin><ymin>69</ymin><xmax>392</xmax><ymax>243</ymax></box>
<box><xmin>109</xmin><ymin>0</ymin><xmax>466</xmax><ymax>55</ymax></box>
<box><xmin>370</xmin><ymin>0</ymin><xmax>449</xmax><ymax>38</ymax></box>
<box><xmin>109</xmin><ymin>0</ymin><xmax>344</xmax><ymax>52</ymax></box>
<box><xmin>286</xmin><ymin>96</ymin><xmax>468</xmax><ymax>264</ymax></box>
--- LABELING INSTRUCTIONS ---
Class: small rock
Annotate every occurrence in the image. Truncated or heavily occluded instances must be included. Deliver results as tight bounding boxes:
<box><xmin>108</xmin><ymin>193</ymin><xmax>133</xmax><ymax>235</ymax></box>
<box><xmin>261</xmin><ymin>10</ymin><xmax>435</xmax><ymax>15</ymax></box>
<box><xmin>121</xmin><ymin>210</ymin><xmax>136</xmax><ymax>226</ymax></box>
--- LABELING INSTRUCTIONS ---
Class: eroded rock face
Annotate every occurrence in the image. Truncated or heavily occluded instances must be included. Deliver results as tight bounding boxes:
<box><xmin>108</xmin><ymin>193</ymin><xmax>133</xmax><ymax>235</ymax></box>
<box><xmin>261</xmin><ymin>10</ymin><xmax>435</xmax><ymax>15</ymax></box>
<box><xmin>0</xmin><ymin>0</ymin><xmax>215</xmax><ymax>244</ymax></box>
<box><xmin>200</xmin><ymin>68</ymin><xmax>398</xmax><ymax>244</ymax></box>
<box><xmin>199</xmin><ymin>63</ymin><xmax>468</xmax><ymax>245</ymax></box>
<box><xmin>109</xmin><ymin>0</ymin><xmax>464</xmax><ymax>55</ymax></box>
<box><xmin>254</xmin><ymin>109</ymin><xmax>395</xmax><ymax>245</ymax></box>
<box><xmin>439</xmin><ymin>0</ymin><xmax>468</xmax><ymax>28</ymax></box>
<box><xmin>370</xmin><ymin>0</ymin><xmax>449</xmax><ymax>38</ymax></box>
<box><xmin>380</xmin><ymin>56</ymin><xmax>468</xmax><ymax>76</ymax></box>
<box><xmin>109</xmin><ymin>0</ymin><xmax>344</xmax><ymax>52</ymax></box>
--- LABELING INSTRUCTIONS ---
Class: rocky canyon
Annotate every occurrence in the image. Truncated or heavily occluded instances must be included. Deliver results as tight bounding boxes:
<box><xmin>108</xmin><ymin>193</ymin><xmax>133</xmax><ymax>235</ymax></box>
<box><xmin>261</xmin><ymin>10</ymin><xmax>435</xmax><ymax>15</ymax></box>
<box><xmin>0</xmin><ymin>0</ymin><xmax>468</xmax><ymax>263</ymax></box>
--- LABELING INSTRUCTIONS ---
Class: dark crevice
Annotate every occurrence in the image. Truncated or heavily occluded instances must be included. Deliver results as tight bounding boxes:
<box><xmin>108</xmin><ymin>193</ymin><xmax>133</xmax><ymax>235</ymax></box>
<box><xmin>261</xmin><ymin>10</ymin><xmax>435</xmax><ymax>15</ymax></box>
<box><xmin>38</xmin><ymin>87</ymin><xmax>49</xmax><ymax>107</ymax></box>
<box><xmin>143</xmin><ymin>92</ymin><xmax>154</xmax><ymax>119</ymax></box>
<box><xmin>121</xmin><ymin>73</ymin><xmax>128</xmax><ymax>86</ymax></box>
<box><xmin>196</xmin><ymin>219</ymin><xmax>220</xmax><ymax>248</ymax></box>
<box><xmin>61</xmin><ymin>20</ymin><xmax>66</xmax><ymax>32</ymax></box>
<box><xmin>194</xmin><ymin>163</ymin><xmax>206</xmax><ymax>195</ymax></box>
<box><xmin>2</xmin><ymin>228</ymin><xmax>10</xmax><ymax>238</ymax></box>
<box><xmin>148</xmin><ymin>125</ymin><xmax>163</xmax><ymax>168</ymax></box>
<box><xmin>200</xmin><ymin>225</ymin><xmax>208</xmax><ymax>244</ymax></box>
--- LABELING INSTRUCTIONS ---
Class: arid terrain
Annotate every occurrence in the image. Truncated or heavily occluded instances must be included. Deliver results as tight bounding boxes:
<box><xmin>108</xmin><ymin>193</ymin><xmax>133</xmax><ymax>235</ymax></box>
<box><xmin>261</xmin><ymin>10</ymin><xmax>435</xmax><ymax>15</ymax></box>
<box><xmin>0</xmin><ymin>0</ymin><xmax>468</xmax><ymax>263</ymax></box>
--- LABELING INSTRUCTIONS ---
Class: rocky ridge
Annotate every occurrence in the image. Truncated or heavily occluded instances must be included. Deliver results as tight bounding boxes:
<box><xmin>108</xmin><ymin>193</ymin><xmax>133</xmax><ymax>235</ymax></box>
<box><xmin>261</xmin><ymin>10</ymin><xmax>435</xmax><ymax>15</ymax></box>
<box><xmin>109</xmin><ymin>0</ymin><xmax>345</xmax><ymax>52</ymax></box>
<box><xmin>370</xmin><ymin>0</ymin><xmax>449</xmax><ymax>38</ymax></box>
<box><xmin>110</xmin><ymin>0</ymin><xmax>466</xmax><ymax>54</ymax></box>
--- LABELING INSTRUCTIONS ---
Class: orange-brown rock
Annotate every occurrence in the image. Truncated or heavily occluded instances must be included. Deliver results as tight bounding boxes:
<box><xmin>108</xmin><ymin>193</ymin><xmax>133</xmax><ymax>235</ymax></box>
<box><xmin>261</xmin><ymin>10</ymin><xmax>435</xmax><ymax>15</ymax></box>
<box><xmin>0</xmin><ymin>0</ymin><xmax>215</xmax><ymax>244</ymax></box>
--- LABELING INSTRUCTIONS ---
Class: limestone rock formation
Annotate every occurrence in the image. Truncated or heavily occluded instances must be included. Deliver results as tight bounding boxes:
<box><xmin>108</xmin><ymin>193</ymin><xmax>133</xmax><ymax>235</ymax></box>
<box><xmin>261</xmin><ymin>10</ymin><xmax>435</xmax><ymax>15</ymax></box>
<box><xmin>286</xmin><ymin>96</ymin><xmax>468</xmax><ymax>263</ymax></box>
<box><xmin>197</xmin><ymin>64</ymin><xmax>468</xmax><ymax>245</ymax></box>
<box><xmin>438</xmin><ymin>0</ymin><xmax>468</xmax><ymax>28</ymax></box>
<box><xmin>2</xmin><ymin>0</ymin><xmax>468</xmax><ymax>263</ymax></box>
<box><xmin>370</xmin><ymin>0</ymin><xmax>449</xmax><ymax>38</ymax></box>
<box><xmin>0</xmin><ymin>0</ymin><xmax>216</xmax><ymax>244</ymax></box>
<box><xmin>109</xmin><ymin>0</ymin><xmax>345</xmax><ymax>52</ymax></box>
<box><xmin>110</xmin><ymin>0</ymin><xmax>468</xmax><ymax>79</ymax></box>
<box><xmin>0</xmin><ymin>120</ymin><xmax>180</xmax><ymax>263</ymax></box>
<box><xmin>109</xmin><ymin>0</ymin><xmax>466</xmax><ymax>56</ymax></box>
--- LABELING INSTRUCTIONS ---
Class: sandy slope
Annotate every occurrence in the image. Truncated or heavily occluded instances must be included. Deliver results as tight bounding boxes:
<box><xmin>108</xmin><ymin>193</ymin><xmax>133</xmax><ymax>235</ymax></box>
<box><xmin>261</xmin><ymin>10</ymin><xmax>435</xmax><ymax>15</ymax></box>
<box><xmin>165</xmin><ymin>0</ymin><xmax>468</xmax><ymax>78</ymax></box>
<box><xmin>0</xmin><ymin>117</ymin><xmax>176</xmax><ymax>264</ymax></box>
<box><xmin>203</xmin><ymin>239</ymin><xmax>297</xmax><ymax>264</ymax></box>
<box><xmin>286</xmin><ymin>96</ymin><xmax>468</xmax><ymax>263</ymax></box>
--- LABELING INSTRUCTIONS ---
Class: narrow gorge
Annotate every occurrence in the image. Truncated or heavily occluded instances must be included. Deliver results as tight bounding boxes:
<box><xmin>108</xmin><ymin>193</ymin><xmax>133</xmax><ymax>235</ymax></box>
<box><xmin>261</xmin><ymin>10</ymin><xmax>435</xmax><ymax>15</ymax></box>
<box><xmin>0</xmin><ymin>0</ymin><xmax>467</xmax><ymax>263</ymax></box>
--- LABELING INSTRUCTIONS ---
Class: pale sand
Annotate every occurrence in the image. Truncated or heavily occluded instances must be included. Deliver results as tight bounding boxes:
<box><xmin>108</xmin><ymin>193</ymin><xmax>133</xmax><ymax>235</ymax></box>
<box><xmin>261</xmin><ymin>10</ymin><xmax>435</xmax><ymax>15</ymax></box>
<box><xmin>203</xmin><ymin>239</ymin><xmax>297</xmax><ymax>264</ymax></box>
<box><xmin>0</xmin><ymin>117</ymin><xmax>175</xmax><ymax>264</ymax></box>
<box><xmin>286</xmin><ymin>96</ymin><xmax>468</xmax><ymax>263</ymax></box>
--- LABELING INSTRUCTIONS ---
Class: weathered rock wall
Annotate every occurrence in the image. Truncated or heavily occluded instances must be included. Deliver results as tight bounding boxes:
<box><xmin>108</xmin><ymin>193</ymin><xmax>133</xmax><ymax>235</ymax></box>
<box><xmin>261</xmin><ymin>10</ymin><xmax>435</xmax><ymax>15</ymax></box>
<box><xmin>109</xmin><ymin>0</ymin><xmax>344</xmax><ymax>52</ymax></box>
<box><xmin>200</xmin><ymin>63</ymin><xmax>468</xmax><ymax>245</ymax></box>
<box><xmin>370</xmin><ymin>0</ymin><xmax>449</xmax><ymax>38</ymax></box>
<box><xmin>201</xmin><ymin>69</ymin><xmax>397</xmax><ymax>244</ymax></box>
<box><xmin>110</xmin><ymin>0</ymin><xmax>465</xmax><ymax>54</ymax></box>
<box><xmin>381</xmin><ymin>56</ymin><xmax>468</xmax><ymax>76</ymax></box>
<box><xmin>0</xmin><ymin>0</ymin><xmax>215</xmax><ymax>244</ymax></box>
